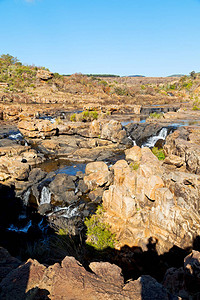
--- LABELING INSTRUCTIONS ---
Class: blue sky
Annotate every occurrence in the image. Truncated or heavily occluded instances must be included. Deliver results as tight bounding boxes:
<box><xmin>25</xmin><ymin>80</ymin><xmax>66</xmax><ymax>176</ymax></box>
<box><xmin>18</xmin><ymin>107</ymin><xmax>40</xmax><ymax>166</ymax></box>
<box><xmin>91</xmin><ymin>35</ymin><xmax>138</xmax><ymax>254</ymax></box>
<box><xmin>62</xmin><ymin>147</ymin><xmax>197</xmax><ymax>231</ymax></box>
<box><xmin>0</xmin><ymin>0</ymin><xmax>200</xmax><ymax>76</ymax></box>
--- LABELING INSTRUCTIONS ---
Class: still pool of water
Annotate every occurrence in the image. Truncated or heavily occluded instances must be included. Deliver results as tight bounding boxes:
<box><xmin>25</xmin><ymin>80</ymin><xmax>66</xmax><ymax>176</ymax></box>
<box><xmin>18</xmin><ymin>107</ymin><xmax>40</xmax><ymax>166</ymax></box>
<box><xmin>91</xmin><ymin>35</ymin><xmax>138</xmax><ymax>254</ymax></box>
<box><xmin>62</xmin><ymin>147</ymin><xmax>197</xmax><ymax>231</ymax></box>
<box><xmin>37</xmin><ymin>159</ymin><xmax>86</xmax><ymax>176</ymax></box>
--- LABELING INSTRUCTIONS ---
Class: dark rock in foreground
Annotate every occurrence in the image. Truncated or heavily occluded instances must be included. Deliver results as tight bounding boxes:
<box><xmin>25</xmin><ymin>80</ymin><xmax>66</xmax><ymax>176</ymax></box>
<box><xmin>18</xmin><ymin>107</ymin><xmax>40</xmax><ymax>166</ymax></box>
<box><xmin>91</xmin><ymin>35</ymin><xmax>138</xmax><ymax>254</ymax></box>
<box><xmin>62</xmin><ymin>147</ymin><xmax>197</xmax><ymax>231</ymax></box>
<box><xmin>0</xmin><ymin>247</ymin><xmax>178</xmax><ymax>300</ymax></box>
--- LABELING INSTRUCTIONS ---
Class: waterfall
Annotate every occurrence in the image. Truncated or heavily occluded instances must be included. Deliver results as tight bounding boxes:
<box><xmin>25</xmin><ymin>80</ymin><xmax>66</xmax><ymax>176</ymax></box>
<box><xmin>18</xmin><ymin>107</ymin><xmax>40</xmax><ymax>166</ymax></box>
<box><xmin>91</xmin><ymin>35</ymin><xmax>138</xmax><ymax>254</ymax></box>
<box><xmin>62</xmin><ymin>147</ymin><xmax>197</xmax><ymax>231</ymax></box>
<box><xmin>40</xmin><ymin>186</ymin><xmax>51</xmax><ymax>205</ymax></box>
<box><xmin>22</xmin><ymin>189</ymin><xmax>31</xmax><ymax>206</ymax></box>
<box><xmin>142</xmin><ymin>127</ymin><xmax>168</xmax><ymax>148</ymax></box>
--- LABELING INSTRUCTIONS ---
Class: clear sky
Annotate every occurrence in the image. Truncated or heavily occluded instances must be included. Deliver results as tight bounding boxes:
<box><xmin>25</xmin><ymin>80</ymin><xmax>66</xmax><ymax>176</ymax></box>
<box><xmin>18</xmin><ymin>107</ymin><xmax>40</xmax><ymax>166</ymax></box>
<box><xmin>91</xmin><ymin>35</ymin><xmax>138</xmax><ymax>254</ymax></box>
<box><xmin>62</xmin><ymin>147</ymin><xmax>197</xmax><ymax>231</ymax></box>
<box><xmin>0</xmin><ymin>0</ymin><xmax>200</xmax><ymax>76</ymax></box>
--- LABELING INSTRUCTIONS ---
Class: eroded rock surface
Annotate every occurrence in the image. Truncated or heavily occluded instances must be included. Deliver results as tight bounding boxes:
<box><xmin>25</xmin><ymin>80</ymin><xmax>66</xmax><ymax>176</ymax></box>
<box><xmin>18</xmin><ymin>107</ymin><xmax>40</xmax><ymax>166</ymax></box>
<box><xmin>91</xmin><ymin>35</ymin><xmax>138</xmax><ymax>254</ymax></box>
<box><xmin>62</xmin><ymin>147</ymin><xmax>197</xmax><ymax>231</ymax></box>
<box><xmin>102</xmin><ymin>146</ymin><xmax>200</xmax><ymax>254</ymax></box>
<box><xmin>164</xmin><ymin>126</ymin><xmax>200</xmax><ymax>174</ymax></box>
<box><xmin>0</xmin><ymin>252</ymin><xmax>175</xmax><ymax>300</ymax></box>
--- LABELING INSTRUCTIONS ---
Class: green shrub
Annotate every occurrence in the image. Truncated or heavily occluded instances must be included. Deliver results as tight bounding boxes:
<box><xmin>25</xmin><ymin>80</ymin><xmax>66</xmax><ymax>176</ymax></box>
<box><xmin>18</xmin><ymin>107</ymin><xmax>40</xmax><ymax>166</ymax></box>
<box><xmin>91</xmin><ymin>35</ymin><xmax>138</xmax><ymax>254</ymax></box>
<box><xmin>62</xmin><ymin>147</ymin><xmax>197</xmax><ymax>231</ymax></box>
<box><xmin>99</xmin><ymin>80</ymin><xmax>108</xmax><ymax>86</ymax></box>
<box><xmin>169</xmin><ymin>83</ymin><xmax>176</xmax><ymax>90</ymax></box>
<box><xmin>192</xmin><ymin>105</ymin><xmax>200</xmax><ymax>111</ymax></box>
<box><xmin>70</xmin><ymin>113</ymin><xmax>76</xmax><ymax>122</ymax></box>
<box><xmin>152</xmin><ymin>147</ymin><xmax>165</xmax><ymax>160</ymax></box>
<box><xmin>130</xmin><ymin>162</ymin><xmax>140</xmax><ymax>170</ymax></box>
<box><xmin>89</xmin><ymin>110</ymin><xmax>98</xmax><ymax>120</ymax></box>
<box><xmin>149</xmin><ymin>112</ymin><xmax>163</xmax><ymax>119</ymax></box>
<box><xmin>70</xmin><ymin>110</ymin><xmax>98</xmax><ymax>122</ymax></box>
<box><xmin>84</xmin><ymin>206</ymin><xmax>116</xmax><ymax>250</ymax></box>
<box><xmin>114</xmin><ymin>87</ymin><xmax>129</xmax><ymax>96</ymax></box>
<box><xmin>82</xmin><ymin>110</ymin><xmax>89</xmax><ymax>121</ymax></box>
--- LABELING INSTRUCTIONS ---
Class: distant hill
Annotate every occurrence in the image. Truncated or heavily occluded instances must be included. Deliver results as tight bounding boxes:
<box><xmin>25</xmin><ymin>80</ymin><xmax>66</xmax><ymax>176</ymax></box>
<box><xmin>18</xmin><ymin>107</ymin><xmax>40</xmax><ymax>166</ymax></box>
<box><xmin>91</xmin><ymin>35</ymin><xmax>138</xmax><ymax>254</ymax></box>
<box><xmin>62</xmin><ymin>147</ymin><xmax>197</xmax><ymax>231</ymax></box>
<box><xmin>63</xmin><ymin>74</ymin><xmax>120</xmax><ymax>78</ymax></box>
<box><xmin>167</xmin><ymin>74</ymin><xmax>185</xmax><ymax>77</ymax></box>
<box><xmin>126</xmin><ymin>75</ymin><xmax>145</xmax><ymax>77</ymax></box>
<box><xmin>86</xmin><ymin>74</ymin><xmax>120</xmax><ymax>78</ymax></box>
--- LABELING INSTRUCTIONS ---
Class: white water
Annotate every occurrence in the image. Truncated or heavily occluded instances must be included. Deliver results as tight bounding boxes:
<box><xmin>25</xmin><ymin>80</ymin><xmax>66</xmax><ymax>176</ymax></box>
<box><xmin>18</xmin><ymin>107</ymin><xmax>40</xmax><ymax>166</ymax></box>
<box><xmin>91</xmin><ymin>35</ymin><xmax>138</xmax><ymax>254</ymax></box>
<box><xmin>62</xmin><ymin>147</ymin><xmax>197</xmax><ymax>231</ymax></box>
<box><xmin>128</xmin><ymin>135</ymin><xmax>137</xmax><ymax>146</ymax></box>
<box><xmin>9</xmin><ymin>132</ymin><xmax>23</xmax><ymax>140</ymax></box>
<box><xmin>40</xmin><ymin>116</ymin><xmax>55</xmax><ymax>123</ymax></box>
<box><xmin>22</xmin><ymin>189</ymin><xmax>31</xmax><ymax>206</ymax></box>
<box><xmin>40</xmin><ymin>186</ymin><xmax>51</xmax><ymax>205</ymax></box>
<box><xmin>48</xmin><ymin>205</ymin><xmax>80</xmax><ymax>219</ymax></box>
<box><xmin>142</xmin><ymin>127</ymin><xmax>168</xmax><ymax>148</ymax></box>
<box><xmin>8</xmin><ymin>220</ymin><xmax>32</xmax><ymax>233</ymax></box>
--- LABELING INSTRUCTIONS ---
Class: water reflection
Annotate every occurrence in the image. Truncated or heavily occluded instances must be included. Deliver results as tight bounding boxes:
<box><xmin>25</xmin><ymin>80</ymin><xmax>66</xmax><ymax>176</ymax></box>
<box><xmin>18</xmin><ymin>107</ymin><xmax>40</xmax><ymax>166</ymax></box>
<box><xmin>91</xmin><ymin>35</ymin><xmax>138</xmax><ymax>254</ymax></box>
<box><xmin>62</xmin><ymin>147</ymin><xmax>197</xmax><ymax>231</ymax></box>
<box><xmin>37</xmin><ymin>159</ymin><xmax>86</xmax><ymax>175</ymax></box>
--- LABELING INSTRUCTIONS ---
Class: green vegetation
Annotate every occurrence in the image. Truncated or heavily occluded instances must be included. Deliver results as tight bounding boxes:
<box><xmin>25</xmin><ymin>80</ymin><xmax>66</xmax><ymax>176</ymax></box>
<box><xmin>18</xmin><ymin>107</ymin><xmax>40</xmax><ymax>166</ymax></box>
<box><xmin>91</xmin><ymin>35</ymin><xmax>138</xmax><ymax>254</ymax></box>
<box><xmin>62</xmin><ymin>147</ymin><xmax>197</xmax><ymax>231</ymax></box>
<box><xmin>70</xmin><ymin>113</ymin><xmax>76</xmax><ymax>122</ymax></box>
<box><xmin>152</xmin><ymin>147</ymin><xmax>165</xmax><ymax>160</ymax></box>
<box><xmin>1</xmin><ymin>54</ymin><xmax>200</xmax><ymax>106</ymax></box>
<box><xmin>190</xmin><ymin>71</ymin><xmax>197</xmax><ymax>80</ymax></box>
<box><xmin>0</xmin><ymin>53</ymin><xmax>48</xmax><ymax>91</ymax></box>
<box><xmin>130</xmin><ymin>162</ymin><xmax>140</xmax><ymax>170</ymax></box>
<box><xmin>84</xmin><ymin>205</ymin><xmax>116</xmax><ymax>250</ymax></box>
<box><xmin>114</xmin><ymin>86</ymin><xmax>129</xmax><ymax>96</ymax></box>
<box><xmin>149</xmin><ymin>112</ymin><xmax>163</xmax><ymax>119</ymax></box>
<box><xmin>70</xmin><ymin>110</ymin><xmax>98</xmax><ymax>122</ymax></box>
<box><xmin>192</xmin><ymin>105</ymin><xmax>200</xmax><ymax>111</ymax></box>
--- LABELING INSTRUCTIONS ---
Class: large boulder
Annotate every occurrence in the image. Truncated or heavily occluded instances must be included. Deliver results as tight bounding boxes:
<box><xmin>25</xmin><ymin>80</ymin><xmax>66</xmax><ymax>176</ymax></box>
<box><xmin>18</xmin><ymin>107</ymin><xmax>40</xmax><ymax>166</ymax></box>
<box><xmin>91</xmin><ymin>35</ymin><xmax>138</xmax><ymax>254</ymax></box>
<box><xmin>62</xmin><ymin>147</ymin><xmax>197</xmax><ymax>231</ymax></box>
<box><xmin>101</xmin><ymin>120</ymin><xmax>130</xmax><ymax>144</ymax></box>
<box><xmin>84</xmin><ymin>161</ymin><xmax>113</xmax><ymax>190</ymax></box>
<box><xmin>49</xmin><ymin>173</ymin><xmax>78</xmax><ymax>205</ymax></box>
<box><xmin>0</xmin><ymin>156</ymin><xmax>31</xmax><ymax>181</ymax></box>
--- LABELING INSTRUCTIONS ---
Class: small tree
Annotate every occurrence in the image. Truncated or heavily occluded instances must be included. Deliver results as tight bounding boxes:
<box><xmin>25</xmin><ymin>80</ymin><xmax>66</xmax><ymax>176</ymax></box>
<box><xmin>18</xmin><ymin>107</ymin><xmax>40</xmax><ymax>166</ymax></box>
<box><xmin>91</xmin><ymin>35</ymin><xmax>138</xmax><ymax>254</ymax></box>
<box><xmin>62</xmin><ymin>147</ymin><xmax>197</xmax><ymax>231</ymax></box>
<box><xmin>190</xmin><ymin>71</ymin><xmax>197</xmax><ymax>80</ymax></box>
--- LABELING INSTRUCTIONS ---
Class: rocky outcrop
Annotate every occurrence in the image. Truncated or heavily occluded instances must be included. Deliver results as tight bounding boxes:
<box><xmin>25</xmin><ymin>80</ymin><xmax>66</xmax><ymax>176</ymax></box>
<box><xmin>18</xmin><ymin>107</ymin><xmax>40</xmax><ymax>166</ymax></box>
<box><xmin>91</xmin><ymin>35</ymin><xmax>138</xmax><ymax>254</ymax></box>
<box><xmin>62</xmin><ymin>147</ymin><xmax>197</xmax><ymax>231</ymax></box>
<box><xmin>102</xmin><ymin>146</ymin><xmax>200</xmax><ymax>254</ymax></box>
<box><xmin>20</xmin><ymin>118</ymin><xmax>131</xmax><ymax>144</ymax></box>
<box><xmin>49</xmin><ymin>173</ymin><xmax>78</xmax><ymax>205</ymax></box>
<box><xmin>0</xmin><ymin>251</ymin><xmax>175</xmax><ymax>300</ymax></box>
<box><xmin>17</xmin><ymin>118</ymin><xmax>131</xmax><ymax>162</ymax></box>
<box><xmin>101</xmin><ymin>119</ymin><xmax>129</xmax><ymax>144</ymax></box>
<box><xmin>36</xmin><ymin>70</ymin><xmax>53</xmax><ymax>81</ymax></box>
<box><xmin>0</xmin><ymin>136</ymin><xmax>45</xmax><ymax>181</ymax></box>
<box><xmin>164</xmin><ymin>126</ymin><xmax>200</xmax><ymax>174</ymax></box>
<box><xmin>18</xmin><ymin>119</ymin><xmax>57</xmax><ymax>138</ymax></box>
<box><xmin>163</xmin><ymin>170</ymin><xmax>200</xmax><ymax>214</ymax></box>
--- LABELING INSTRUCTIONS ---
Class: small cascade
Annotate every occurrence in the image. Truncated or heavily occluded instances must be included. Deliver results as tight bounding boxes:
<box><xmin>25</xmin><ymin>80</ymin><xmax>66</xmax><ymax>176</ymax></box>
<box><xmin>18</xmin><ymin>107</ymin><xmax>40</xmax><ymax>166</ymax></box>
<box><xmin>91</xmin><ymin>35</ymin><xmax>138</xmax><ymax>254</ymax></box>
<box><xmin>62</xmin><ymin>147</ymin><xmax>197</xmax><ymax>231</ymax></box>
<box><xmin>142</xmin><ymin>127</ymin><xmax>168</xmax><ymax>148</ymax></box>
<box><xmin>8</xmin><ymin>132</ymin><xmax>23</xmax><ymax>140</ymax></box>
<box><xmin>61</xmin><ymin>206</ymin><xmax>80</xmax><ymax>218</ymax></box>
<box><xmin>39</xmin><ymin>115</ymin><xmax>55</xmax><ymax>123</ymax></box>
<box><xmin>48</xmin><ymin>205</ymin><xmax>80</xmax><ymax>219</ymax></box>
<box><xmin>22</xmin><ymin>189</ymin><xmax>31</xmax><ymax>206</ymax></box>
<box><xmin>128</xmin><ymin>135</ymin><xmax>137</xmax><ymax>146</ymax></box>
<box><xmin>40</xmin><ymin>186</ymin><xmax>51</xmax><ymax>205</ymax></box>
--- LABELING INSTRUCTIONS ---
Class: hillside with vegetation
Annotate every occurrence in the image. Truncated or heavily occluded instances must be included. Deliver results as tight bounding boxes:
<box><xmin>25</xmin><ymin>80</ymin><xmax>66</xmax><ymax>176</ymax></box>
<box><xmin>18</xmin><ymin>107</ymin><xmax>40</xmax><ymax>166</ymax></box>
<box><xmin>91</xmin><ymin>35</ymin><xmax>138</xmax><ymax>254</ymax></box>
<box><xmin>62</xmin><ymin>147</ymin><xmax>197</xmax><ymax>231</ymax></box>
<box><xmin>0</xmin><ymin>54</ymin><xmax>200</xmax><ymax>109</ymax></box>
